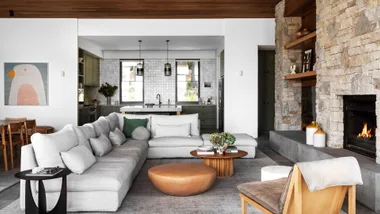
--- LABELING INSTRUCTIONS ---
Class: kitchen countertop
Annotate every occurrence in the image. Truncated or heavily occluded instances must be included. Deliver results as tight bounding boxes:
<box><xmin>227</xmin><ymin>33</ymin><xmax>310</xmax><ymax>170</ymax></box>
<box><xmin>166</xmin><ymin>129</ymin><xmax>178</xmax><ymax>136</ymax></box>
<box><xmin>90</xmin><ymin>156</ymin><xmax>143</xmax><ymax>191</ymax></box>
<box><xmin>120</xmin><ymin>105</ymin><xmax>182</xmax><ymax>113</ymax></box>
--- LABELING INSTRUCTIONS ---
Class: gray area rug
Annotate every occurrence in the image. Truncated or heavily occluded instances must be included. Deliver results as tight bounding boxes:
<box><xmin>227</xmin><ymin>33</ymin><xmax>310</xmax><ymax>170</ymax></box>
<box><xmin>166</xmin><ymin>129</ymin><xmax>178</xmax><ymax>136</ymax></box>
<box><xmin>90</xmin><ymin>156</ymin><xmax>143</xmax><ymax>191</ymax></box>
<box><xmin>1</xmin><ymin>151</ymin><xmax>277</xmax><ymax>214</ymax></box>
<box><xmin>0</xmin><ymin>168</ymin><xmax>19</xmax><ymax>193</ymax></box>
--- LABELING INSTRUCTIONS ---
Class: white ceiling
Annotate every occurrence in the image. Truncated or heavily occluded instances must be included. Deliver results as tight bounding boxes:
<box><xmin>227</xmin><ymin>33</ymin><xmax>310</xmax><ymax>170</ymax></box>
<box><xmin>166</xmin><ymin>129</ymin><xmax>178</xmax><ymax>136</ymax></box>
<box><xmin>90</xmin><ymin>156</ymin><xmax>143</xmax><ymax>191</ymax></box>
<box><xmin>81</xmin><ymin>36</ymin><xmax>224</xmax><ymax>51</ymax></box>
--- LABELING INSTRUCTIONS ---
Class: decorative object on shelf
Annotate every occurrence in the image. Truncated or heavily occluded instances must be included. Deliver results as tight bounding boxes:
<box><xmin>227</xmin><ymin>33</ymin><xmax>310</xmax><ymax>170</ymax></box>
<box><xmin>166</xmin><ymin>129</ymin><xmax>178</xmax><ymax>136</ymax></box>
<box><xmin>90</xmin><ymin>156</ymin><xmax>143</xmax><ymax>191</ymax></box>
<box><xmin>302</xmin><ymin>28</ymin><xmax>311</xmax><ymax>36</ymax></box>
<box><xmin>136</xmin><ymin>40</ymin><xmax>144</xmax><ymax>76</ymax></box>
<box><xmin>296</xmin><ymin>28</ymin><xmax>303</xmax><ymax>39</ymax></box>
<box><xmin>290</xmin><ymin>64</ymin><xmax>297</xmax><ymax>74</ymax></box>
<box><xmin>164</xmin><ymin>40</ymin><xmax>172</xmax><ymax>76</ymax></box>
<box><xmin>204</xmin><ymin>82</ymin><xmax>211</xmax><ymax>88</ymax></box>
<box><xmin>98</xmin><ymin>82</ymin><xmax>118</xmax><ymax>105</ymax></box>
<box><xmin>306</xmin><ymin>121</ymin><xmax>319</xmax><ymax>145</ymax></box>
<box><xmin>209</xmin><ymin>132</ymin><xmax>236</xmax><ymax>154</ymax></box>
<box><xmin>4</xmin><ymin>62</ymin><xmax>48</xmax><ymax>106</ymax></box>
<box><xmin>313</xmin><ymin>127</ymin><xmax>326</xmax><ymax>148</ymax></box>
<box><xmin>302</xmin><ymin>49</ymin><xmax>313</xmax><ymax>72</ymax></box>
<box><xmin>78</xmin><ymin>57</ymin><xmax>84</xmax><ymax>63</ymax></box>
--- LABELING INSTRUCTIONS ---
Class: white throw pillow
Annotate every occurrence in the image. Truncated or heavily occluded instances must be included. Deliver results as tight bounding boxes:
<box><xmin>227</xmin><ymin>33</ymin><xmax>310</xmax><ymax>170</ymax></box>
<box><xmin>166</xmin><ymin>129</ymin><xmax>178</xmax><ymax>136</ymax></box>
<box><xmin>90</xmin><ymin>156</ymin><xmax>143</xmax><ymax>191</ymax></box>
<box><xmin>151</xmin><ymin>114</ymin><xmax>199</xmax><ymax>137</ymax></box>
<box><xmin>31</xmin><ymin>125</ymin><xmax>78</xmax><ymax>167</ymax></box>
<box><xmin>61</xmin><ymin>145</ymin><xmax>96</xmax><ymax>174</ymax></box>
<box><xmin>109</xmin><ymin>128</ymin><xmax>127</xmax><ymax>146</ymax></box>
<box><xmin>89</xmin><ymin>134</ymin><xmax>112</xmax><ymax>157</ymax></box>
<box><xmin>155</xmin><ymin>123</ymin><xmax>191</xmax><ymax>138</ymax></box>
<box><xmin>73</xmin><ymin>124</ymin><xmax>96</xmax><ymax>152</ymax></box>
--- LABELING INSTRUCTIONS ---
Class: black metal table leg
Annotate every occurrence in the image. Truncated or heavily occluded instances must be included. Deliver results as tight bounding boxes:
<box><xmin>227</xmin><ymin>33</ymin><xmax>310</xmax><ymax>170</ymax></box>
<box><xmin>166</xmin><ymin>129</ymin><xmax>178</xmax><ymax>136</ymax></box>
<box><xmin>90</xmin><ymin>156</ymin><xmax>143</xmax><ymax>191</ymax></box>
<box><xmin>38</xmin><ymin>180</ymin><xmax>46</xmax><ymax>214</ymax></box>
<box><xmin>25</xmin><ymin>180</ymin><xmax>39</xmax><ymax>214</ymax></box>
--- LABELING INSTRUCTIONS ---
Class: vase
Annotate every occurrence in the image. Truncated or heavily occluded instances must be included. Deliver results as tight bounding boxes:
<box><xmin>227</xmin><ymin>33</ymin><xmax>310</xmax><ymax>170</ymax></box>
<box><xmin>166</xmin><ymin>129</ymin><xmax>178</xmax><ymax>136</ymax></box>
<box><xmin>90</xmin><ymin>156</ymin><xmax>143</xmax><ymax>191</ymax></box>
<box><xmin>106</xmin><ymin>97</ymin><xmax>111</xmax><ymax>105</ymax></box>
<box><xmin>306</xmin><ymin>121</ymin><xmax>318</xmax><ymax>145</ymax></box>
<box><xmin>216</xmin><ymin>146</ymin><xmax>224</xmax><ymax>155</ymax></box>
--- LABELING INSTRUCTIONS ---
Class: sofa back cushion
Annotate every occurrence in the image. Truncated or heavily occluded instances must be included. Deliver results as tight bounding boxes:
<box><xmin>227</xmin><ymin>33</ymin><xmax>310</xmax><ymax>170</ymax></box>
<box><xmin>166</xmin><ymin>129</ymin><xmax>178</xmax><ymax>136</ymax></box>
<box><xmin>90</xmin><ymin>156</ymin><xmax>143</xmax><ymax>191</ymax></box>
<box><xmin>92</xmin><ymin>116</ymin><xmax>111</xmax><ymax>137</ymax></box>
<box><xmin>105</xmin><ymin>113</ymin><xmax>119</xmax><ymax>131</ymax></box>
<box><xmin>115</xmin><ymin>113</ymin><xmax>152</xmax><ymax>131</ymax></box>
<box><xmin>73</xmin><ymin>124</ymin><xmax>96</xmax><ymax>152</ymax></box>
<box><xmin>151</xmin><ymin>114</ymin><xmax>199</xmax><ymax>137</ymax></box>
<box><xmin>31</xmin><ymin>124</ymin><xmax>78</xmax><ymax>167</ymax></box>
<box><xmin>155</xmin><ymin>123</ymin><xmax>191</xmax><ymax>138</ymax></box>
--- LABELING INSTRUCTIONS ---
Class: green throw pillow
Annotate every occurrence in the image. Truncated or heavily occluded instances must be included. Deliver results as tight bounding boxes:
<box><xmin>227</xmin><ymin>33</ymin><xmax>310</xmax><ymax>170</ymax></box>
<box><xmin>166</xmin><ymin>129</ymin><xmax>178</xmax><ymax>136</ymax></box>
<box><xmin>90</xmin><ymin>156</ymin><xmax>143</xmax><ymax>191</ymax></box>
<box><xmin>123</xmin><ymin>118</ymin><xmax>148</xmax><ymax>138</ymax></box>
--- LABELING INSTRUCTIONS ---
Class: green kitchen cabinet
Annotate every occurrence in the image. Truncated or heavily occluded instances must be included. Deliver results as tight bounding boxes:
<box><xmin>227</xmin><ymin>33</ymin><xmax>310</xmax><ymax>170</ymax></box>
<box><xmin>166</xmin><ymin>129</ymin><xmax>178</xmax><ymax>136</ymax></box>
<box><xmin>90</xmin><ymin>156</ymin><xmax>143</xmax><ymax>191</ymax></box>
<box><xmin>83</xmin><ymin>52</ymin><xmax>100</xmax><ymax>87</ymax></box>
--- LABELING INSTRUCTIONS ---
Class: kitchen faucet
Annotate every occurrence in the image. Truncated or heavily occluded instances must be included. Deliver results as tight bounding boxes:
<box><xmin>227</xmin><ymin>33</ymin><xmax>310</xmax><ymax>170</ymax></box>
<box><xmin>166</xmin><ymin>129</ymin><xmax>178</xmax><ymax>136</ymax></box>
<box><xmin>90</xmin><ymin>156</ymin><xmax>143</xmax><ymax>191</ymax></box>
<box><xmin>156</xmin><ymin>94</ymin><xmax>162</xmax><ymax>107</ymax></box>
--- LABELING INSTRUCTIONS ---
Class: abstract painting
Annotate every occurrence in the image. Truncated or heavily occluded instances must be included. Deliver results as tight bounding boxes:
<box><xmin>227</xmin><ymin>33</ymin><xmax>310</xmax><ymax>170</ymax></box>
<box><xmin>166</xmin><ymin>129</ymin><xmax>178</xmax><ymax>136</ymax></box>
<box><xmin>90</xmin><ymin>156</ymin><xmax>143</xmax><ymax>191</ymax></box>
<box><xmin>4</xmin><ymin>63</ymin><xmax>48</xmax><ymax>106</ymax></box>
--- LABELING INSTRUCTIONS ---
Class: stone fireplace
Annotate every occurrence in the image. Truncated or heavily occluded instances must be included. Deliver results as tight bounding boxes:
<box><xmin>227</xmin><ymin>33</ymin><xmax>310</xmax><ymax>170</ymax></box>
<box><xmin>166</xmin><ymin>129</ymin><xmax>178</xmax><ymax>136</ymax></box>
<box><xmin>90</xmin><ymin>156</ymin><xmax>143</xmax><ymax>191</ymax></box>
<box><xmin>343</xmin><ymin>95</ymin><xmax>376</xmax><ymax>158</ymax></box>
<box><xmin>275</xmin><ymin>0</ymin><xmax>380</xmax><ymax>163</ymax></box>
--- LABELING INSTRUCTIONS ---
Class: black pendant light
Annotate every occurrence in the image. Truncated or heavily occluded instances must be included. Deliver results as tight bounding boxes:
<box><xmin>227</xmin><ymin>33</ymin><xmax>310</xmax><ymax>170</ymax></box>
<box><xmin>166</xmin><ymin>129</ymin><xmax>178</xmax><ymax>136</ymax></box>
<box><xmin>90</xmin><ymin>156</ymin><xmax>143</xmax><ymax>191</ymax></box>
<box><xmin>164</xmin><ymin>40</ymin><xmax>172</xmax><ymax>76</ymax></box>
<box><xmin>136</xmin><ymin>40</ymin><xmax>144</xmax><ymax>76</ymax></box>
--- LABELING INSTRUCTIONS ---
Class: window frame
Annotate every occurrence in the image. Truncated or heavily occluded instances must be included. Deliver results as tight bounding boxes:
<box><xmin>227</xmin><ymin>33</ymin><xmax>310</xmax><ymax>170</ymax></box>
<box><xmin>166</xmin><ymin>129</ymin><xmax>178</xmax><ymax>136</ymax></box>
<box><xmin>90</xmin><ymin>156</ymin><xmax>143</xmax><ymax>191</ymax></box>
<box><xmin>175</xmin><ymin>59</ymin><xmax>201</xmax><ymax>104</ymax></box>
<box><xmin>119</xmin><ymin>59</ymin><xmax>145</xmax><ymax>105</ymax></box>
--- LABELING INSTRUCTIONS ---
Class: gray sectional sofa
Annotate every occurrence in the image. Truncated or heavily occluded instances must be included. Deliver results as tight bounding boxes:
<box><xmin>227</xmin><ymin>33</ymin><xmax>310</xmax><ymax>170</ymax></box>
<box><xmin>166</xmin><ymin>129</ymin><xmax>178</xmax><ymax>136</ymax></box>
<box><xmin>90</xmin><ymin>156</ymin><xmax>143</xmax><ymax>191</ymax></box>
<box><xmin>20</xmin><ymin>112</ymin><xmax>258</xmax><ymax>212</ymax></box>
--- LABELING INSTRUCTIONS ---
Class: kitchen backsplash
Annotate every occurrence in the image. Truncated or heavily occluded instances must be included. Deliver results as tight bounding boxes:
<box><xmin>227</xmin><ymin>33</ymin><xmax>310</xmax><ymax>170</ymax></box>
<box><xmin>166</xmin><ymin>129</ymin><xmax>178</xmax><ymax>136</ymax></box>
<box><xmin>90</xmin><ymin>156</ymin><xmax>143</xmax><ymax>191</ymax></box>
<box><xmin>99</xmin><ymin>58</ymin><xmax>216</xmax><ymax>105</ymax></box>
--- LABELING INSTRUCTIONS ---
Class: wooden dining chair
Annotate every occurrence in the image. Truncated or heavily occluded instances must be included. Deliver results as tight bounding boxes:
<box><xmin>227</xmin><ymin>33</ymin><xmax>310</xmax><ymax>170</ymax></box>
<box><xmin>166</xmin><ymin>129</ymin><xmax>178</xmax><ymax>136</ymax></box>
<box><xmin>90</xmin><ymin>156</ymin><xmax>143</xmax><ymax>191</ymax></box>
<box><xmin>0</xmin><ymin>125</ymin><xmax>9</xmax><ymax>171</ymax></box>
<box><xmin>23</xmin><ymin>120</ymin><xmax>37</xmax><ymax>144</ymax></box>
<box><xmin>7</xmin><ymin>122</ymin><xmax>25</xmax><ymax>169</ymax></box>
<box><xmin>239</xmin><ymin>165</ymin><xmax>357</xmax><ymax>214</ymax></box>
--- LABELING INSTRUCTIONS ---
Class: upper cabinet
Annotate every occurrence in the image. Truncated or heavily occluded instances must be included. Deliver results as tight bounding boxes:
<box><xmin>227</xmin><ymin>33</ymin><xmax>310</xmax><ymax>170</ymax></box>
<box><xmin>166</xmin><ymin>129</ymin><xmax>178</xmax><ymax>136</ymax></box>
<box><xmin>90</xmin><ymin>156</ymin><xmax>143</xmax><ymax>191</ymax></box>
<box><xmin>83</xmin><ymin>52</ymin><xmax>100</xmax><ymax>87</ymax></box>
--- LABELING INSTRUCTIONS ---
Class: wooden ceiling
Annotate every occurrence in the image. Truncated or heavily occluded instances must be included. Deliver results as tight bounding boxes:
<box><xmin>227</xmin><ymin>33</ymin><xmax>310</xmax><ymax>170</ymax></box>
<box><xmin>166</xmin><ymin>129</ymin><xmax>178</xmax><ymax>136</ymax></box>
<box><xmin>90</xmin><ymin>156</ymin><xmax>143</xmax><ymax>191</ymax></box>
<box><xmin>0</xmin><ymin>0</ymin><xmax>280</xmax><ymax>18</ymax></box>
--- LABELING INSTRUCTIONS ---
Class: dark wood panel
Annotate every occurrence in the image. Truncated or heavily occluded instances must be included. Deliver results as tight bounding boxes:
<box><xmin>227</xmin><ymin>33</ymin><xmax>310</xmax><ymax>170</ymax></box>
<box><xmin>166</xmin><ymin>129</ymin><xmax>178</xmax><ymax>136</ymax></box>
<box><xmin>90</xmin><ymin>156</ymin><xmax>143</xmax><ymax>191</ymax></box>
<box><xmin>284</xmin><ymin>0</ymin><xmax>315</xmax><ymax>17</ymax></box>
<box><xmin>0</xmin><ymin>0</ymin><xmax>280</xmax><ymax>18</ymax></box>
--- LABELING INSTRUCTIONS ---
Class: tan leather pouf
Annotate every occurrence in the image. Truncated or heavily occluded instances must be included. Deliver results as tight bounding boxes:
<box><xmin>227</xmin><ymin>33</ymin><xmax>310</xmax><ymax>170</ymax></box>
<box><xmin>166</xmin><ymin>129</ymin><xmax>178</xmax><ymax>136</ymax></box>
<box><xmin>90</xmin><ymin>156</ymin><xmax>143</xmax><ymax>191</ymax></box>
<box><xmin>148</xmin><ymin>163</ymin><xmax>216</xmax><ymax>196</ymax></box>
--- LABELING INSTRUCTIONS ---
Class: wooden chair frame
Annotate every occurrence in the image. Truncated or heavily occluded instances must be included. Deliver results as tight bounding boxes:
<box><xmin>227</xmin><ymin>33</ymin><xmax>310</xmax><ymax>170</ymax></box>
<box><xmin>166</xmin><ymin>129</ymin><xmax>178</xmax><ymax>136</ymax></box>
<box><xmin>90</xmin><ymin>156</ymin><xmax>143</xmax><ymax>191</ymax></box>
<box><xmin>240</xmin><ymin>165</ymin><xmax>356</xmax><ymax>214</ymax></box>
<box><xmin>7</xmin><ymin>122</ymin><xmax>25</xmax><ymax>169</ymax></box>
<box><xmin>24</xmin><ymin>120</ymin><xmax>37</xmax><ymax>144</ymax></box>
<box><xmin>0</xmin><ymin>125</ymin><xmax>8</xmax><ymax>171</ymax></box>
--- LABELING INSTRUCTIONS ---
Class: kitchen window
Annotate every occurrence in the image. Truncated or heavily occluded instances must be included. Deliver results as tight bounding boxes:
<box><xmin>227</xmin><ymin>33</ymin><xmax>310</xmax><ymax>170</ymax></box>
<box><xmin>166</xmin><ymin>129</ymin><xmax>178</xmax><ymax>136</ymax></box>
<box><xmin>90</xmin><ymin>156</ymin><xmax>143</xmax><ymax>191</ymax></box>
<box><xmin>120</xmin><ymin>60</ymin><xmax>144</xmax><ymax>103</ymax></box>
<box><xmin>176</xmin><ymin>60</ymin><xmax>200</xmax><ymax>103</ymax></box>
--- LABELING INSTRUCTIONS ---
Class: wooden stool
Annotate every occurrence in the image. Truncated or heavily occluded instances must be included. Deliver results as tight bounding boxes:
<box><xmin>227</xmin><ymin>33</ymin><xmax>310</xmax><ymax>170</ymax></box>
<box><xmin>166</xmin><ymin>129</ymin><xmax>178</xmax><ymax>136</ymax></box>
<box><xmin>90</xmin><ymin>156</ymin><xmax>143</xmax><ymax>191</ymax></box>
<box><xmin>36</xmin><ymin>126</ymin><xmax>54</xmax><ymax>134</ymax></box>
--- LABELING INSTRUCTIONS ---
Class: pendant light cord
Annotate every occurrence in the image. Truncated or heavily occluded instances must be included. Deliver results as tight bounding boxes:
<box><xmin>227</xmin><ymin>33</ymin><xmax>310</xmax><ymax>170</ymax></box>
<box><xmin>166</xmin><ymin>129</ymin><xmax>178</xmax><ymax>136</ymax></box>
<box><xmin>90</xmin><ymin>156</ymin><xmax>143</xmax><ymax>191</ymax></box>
<box><xmin>166</xmin><ymin>40</ymin><xmax>169</xmax><ymax>63</ymax></box>
<box><xmin>139</xmin><ymin>40</ymin><xmax>142</xmax><ymax>63</ymax></box>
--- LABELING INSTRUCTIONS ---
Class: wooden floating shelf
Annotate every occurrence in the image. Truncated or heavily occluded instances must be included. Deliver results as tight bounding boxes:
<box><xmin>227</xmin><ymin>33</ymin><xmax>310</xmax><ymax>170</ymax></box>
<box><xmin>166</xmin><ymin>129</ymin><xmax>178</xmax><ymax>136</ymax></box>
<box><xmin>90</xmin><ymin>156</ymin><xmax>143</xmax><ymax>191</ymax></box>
<box><xmin>285</xmin><ymin>31</ymin><xmax>316</xmax><ymax>49</ymax></box>
<box><xmin>284</xmin><ymin>70</ymin><xmax>316</xmax><ymax>80</ymax></box>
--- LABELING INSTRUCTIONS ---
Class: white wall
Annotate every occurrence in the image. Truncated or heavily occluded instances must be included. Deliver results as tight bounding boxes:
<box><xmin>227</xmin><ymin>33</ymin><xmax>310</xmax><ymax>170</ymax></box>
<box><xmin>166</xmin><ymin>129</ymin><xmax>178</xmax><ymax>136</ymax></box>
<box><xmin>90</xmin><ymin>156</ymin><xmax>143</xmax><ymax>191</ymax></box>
<box><xmin>78</xmin><ymin>37</ymin><xmax>103</xmax><ymax>58</ymax></box>
<box><xmin>103</xmin><ymin>50</ymin><xmax>216</xmax><ymax>59</ymax></box>
<box><xmin>224</xmin><ymin>19</ymin><xmax>275</xmax><ymax>137</ymax></box>
<box><xmin>0</xmin><ymin>19</ymin><xmax>78</xmax><ymax>130</ymax></box>
<box><xmin>78</xmin><ymin>19</ymin><xmax>224</xmax><ymax>36</ymax></box>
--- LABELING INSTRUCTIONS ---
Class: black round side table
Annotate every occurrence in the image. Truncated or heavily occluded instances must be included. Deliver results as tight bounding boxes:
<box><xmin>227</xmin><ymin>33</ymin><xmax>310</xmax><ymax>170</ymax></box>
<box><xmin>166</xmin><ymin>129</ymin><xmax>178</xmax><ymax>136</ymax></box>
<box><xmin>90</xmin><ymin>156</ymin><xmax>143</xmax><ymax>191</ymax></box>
<box><xmin>15</xmin><ymin>168</ymin><xmax>71</xmax><ymax>214</ymax></box>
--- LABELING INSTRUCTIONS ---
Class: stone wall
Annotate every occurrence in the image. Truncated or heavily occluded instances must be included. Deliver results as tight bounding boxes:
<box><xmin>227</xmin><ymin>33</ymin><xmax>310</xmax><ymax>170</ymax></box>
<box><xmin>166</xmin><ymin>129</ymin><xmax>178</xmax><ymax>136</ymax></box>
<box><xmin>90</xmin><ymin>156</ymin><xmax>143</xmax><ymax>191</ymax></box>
<box><xmin>315</xmin><ymin>0</ymin><xmax>380</xmax><ymax>162</ymax></box>
<box><xmin>274</xmin><ymin>1</ymin><xmax>303</xmax><ymax>130</ymax></box>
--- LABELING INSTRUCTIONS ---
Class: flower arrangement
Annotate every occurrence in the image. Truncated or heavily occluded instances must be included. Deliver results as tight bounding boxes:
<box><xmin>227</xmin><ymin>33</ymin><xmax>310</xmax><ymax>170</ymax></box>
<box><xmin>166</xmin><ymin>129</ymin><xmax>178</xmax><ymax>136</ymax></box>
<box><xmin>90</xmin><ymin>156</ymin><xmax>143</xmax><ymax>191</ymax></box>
<box><xmin>209</xmin><ymin>132</ymin><xmax>236</xmax><ymax>154</ymax></box>
<box><xmin>98</xmin><ymin>82</ymin><xmax>118</xmax><ymax>98</ymax></box>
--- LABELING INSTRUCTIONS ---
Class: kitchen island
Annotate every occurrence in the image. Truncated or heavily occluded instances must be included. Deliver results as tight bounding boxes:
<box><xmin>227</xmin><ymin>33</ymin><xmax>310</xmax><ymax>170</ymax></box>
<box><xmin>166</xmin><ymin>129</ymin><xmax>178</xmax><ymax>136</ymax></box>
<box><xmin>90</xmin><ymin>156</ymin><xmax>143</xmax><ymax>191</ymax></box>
<box><xmin>120</xmin><ymin>105</ymin><xmax>182</xmax><ymax>115</ymax></box>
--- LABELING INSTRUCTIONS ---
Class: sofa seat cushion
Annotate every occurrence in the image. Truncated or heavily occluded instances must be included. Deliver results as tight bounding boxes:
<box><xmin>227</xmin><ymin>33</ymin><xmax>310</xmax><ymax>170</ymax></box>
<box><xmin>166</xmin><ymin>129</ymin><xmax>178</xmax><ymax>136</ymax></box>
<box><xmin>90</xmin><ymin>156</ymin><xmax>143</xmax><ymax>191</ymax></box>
<box><xmin>148</xmin><ymin>136</ymin><xmax>203</xmax><ymax>147</ymax></box>
<box><xmin>96</xmin><ymin>149</ymin><xmax>141</xmax><ymax>166</ymax></box>
<box><xmin>237</xmin><ymin>177</ymin><xmax>287</xmax><ymax>214</ymax></box>
<box><xmin>118</xmin><ymin>139</ymin><xmax>149</xmax><ymax>154</ymax></box>
<box><xmin>202</xmin><ymin>133</ymin><xmax>258</xmax><ymax>147</ymax></box>
<box><xmin>41</xmin><ymin>161</ymin><xmax>134</xmax><ymax>193</ymax></box>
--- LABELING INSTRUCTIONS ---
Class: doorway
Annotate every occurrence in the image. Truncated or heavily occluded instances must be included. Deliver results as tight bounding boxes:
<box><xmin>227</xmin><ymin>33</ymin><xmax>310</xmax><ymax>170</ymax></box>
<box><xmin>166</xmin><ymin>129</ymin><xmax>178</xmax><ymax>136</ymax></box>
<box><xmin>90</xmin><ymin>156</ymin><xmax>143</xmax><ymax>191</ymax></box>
<box><xmin>258</xmin><ymin>50</ymin><xmax>275</xmax><ymax>136</ymax></box>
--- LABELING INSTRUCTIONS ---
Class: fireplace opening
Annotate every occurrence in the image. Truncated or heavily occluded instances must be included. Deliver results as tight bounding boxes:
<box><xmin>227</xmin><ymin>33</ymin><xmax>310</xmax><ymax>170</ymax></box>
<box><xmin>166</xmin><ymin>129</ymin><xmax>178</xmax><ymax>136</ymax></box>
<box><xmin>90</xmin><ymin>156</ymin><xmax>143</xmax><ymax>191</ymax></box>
<box><xmin>344</xmin><ymin>95</ymin><xmax>376</xmax><ymax>158</ymax></box>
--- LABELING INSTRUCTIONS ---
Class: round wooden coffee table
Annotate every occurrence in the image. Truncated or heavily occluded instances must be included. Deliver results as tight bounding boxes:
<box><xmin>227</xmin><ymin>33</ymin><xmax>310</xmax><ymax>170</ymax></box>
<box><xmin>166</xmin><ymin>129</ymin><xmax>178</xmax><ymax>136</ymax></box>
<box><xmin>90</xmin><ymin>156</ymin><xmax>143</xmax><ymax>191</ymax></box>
<box><xmin>190</xmin><ymin>150</ymin><xmax>248</xmax><ymax>177</ymax></box>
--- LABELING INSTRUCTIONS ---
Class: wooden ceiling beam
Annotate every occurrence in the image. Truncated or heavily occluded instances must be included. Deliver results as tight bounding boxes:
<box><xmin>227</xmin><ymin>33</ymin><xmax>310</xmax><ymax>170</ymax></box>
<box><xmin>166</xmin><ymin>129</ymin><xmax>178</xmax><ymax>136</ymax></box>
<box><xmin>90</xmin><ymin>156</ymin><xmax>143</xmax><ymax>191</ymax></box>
<box><xmin>0</xmin><ymin>0</ymin><xmax>281</xmax><ymax>18</ymax></box>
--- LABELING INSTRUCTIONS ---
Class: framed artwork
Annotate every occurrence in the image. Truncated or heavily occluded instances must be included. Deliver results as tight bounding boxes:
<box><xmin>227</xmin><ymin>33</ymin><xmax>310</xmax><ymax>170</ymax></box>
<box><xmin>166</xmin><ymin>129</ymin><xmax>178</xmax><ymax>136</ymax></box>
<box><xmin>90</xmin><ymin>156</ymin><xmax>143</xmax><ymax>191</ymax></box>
<box><xmin>302</xmin><ymin>49</ymin><xmax>313</xmax><ymax>72</ymax></box>
<box><xmin>4</xmin><ymin>63</ymin><xmax>48</xmax><ymax>106</ymax></box>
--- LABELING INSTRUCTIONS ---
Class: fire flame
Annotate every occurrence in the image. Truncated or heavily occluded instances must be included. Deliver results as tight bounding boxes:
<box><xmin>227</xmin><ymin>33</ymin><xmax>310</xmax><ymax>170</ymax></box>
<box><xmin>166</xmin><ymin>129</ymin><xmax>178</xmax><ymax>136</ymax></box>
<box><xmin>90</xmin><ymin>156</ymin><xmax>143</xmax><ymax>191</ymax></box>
<box><xmin>357</xmin><ymin>123</ymin><xmax>372</xmax><ymax>138</ymax></box>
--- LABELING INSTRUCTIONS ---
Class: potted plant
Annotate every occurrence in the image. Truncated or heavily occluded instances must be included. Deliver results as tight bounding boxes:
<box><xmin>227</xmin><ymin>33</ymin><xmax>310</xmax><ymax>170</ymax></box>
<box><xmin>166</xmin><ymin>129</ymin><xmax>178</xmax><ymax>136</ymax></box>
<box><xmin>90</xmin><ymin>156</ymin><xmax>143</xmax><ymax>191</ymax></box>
<box><xmin>98</xmin><ymin>82</ymin><xmax>118</xmax><ymax>105</ymax></box>
<box><xmin>209</xmin><ymin>132</ymin><xmax>236</xmax><ymax>154</ymax></box>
